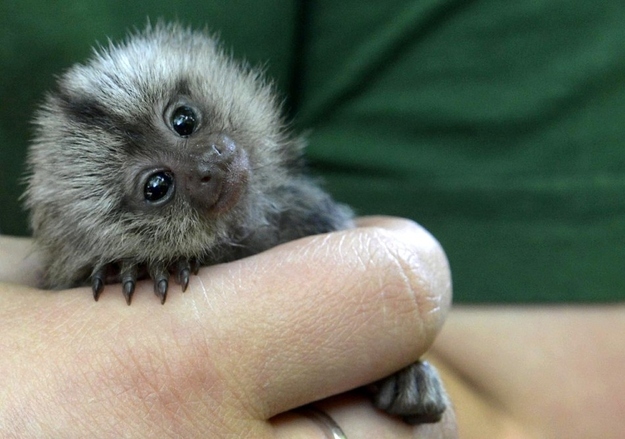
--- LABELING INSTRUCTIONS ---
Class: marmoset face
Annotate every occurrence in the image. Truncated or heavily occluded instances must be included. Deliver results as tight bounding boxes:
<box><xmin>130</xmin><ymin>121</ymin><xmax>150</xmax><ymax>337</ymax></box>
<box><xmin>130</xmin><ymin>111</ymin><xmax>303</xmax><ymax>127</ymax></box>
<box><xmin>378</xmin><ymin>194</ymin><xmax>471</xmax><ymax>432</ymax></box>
<box><xmin>24</xmin><ymin>23</ymin><xmax>302</xmax><ymax>293</ymax></box>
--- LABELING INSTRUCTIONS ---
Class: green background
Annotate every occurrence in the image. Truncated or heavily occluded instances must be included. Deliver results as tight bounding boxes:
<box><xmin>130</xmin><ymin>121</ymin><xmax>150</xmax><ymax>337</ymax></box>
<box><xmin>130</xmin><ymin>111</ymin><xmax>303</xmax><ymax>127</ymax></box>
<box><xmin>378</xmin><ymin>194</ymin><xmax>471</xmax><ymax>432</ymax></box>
<box><xmin>2</xmin><ymin>1</ymin><xmax>624</xmax><ymax>303</ymax></box>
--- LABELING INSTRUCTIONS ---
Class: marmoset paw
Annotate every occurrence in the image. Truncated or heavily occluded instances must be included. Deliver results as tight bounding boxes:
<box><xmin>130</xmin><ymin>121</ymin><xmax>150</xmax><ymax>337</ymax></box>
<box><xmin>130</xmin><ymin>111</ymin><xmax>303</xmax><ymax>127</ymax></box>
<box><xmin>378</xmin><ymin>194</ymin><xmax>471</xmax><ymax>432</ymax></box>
<box><xmin>91</xmin><ymin>258</ymin><xmax>198</xmax><ymax>305</ymax></box>
<box><xmin>370</xmin><ymin>360</ymin><xmax>448</xmax><ymax>424</ymax></box>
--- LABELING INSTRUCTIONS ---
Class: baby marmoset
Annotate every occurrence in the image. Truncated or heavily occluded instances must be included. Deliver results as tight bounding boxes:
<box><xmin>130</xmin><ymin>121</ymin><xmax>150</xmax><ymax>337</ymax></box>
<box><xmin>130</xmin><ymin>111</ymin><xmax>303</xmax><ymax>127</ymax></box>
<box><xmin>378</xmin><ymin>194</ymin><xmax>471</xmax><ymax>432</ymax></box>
<box><xmin>25</xmin><ymin>23</ymin><xmax>352</xmax><ymax>304</ymax></box>
<box><xmin>24</xmin><ymin>23</ymin><xmax>447</xmax><ymax>424</ymax></box>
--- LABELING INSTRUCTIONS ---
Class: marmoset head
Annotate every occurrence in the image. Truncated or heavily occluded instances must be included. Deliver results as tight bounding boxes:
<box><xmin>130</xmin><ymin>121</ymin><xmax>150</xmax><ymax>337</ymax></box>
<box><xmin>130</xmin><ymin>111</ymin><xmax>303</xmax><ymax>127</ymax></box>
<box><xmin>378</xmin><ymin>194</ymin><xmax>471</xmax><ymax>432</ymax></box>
<box><xmin>24</xmin><ymin>23</ymin><xmax>301</xmax><ymax>289</ymax></box>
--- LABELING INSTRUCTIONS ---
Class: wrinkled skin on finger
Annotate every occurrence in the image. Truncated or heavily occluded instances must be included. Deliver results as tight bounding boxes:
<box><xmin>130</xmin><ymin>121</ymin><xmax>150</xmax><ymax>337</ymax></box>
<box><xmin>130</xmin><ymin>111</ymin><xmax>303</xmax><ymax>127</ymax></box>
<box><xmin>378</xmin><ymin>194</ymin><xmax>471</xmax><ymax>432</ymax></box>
<box><xmin>0</xmin><ymin>217</ymin><xmax>453</xmax><ymax>438</ymax></box>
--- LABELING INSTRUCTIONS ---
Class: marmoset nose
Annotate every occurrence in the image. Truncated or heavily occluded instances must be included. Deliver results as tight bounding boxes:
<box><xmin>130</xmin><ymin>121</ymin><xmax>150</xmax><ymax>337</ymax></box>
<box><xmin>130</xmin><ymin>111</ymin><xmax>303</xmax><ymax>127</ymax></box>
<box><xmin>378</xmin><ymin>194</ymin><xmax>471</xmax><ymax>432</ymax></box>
<box><xmin>182</xmin><ymin>134</ymin><xmax>237</xmax><ymax>211</ymax></box>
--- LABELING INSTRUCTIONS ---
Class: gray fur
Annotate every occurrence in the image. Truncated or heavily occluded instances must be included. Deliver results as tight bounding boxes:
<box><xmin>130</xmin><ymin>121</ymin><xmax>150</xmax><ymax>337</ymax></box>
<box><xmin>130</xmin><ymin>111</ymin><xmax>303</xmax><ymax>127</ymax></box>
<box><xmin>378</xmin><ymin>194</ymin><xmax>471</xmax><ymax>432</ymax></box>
<box><xmin>23</xmin><ymin>23</ymin><xmax>447</xmax><ymax>424</ymax></box>
<box><xmin>24</xmin><ymin>23</ymin><xmax>352</xmax><ymax>296</ymax></box>
<box><xmin>371</xmin><ymin>361</ymin><xmax>449</xmax><ymax>424</ymax></box>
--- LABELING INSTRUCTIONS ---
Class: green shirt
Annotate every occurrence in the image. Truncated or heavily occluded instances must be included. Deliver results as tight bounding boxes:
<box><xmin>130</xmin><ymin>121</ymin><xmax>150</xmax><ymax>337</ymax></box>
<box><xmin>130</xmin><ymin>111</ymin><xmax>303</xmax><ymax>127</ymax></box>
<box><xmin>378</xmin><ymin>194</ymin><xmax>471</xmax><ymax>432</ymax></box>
<box><xmin>1</xmin><ymin>0</ymin><xmax>624</xmax><ymax>303</ymax></box>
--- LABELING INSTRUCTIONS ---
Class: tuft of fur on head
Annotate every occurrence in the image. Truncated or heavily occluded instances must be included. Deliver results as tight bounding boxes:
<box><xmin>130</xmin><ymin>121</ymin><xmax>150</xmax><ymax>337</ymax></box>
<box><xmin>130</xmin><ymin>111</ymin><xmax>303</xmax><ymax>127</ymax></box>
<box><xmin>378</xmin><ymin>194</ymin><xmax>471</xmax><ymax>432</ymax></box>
<box><xmin>23</xmin><ymin>23</ymin><xmax>329</xmax><ymax>289</ymax></box>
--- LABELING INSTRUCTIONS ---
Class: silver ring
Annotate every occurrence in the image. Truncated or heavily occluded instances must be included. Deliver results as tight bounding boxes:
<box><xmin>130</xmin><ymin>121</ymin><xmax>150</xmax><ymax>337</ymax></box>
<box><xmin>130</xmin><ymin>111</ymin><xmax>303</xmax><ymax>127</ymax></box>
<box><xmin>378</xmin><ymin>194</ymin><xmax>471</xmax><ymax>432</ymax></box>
<box><xmin>298</xmin><ymin>406</ymin><xmax>347</xmax><ymax>439</ymax></box>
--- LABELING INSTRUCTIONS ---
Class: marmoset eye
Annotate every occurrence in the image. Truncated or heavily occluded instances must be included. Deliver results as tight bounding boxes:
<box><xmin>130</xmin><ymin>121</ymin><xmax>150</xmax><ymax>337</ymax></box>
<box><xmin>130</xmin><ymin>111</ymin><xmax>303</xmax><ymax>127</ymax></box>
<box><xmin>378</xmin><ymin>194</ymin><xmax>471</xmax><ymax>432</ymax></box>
<box><xmin>144</xmin><ymin>170</ymin><xmax>175</xmax><ymax>203</ymax></box>
<box><xmin>171</xmin><ymin>105</ymin><xmax>197</xmax><ymax>137</ymax></box>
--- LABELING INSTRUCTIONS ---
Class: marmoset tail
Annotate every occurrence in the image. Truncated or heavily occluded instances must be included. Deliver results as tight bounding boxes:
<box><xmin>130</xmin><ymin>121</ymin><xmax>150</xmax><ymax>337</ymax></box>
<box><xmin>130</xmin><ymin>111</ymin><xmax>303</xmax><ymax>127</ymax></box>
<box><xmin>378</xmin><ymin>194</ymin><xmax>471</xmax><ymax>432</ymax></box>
<box><xmin>23</xmin><ymin>23</ymin><xmax>447</xmax><ymax>424</ymax></box>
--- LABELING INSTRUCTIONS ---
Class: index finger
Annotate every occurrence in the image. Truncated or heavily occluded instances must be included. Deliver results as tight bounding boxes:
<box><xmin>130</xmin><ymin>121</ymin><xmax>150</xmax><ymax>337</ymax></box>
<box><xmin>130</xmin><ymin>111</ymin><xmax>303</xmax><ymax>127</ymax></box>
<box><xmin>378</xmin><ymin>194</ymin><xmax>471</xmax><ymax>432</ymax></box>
<box><xmin>200</xmin><ymin>216</ymin><xmax>452</xmax><ymax>419</ymax></box>
<box><xmin>0</xmin><ymin>217</ymin><xmax>452</xmax><ymax>432</ymax></box>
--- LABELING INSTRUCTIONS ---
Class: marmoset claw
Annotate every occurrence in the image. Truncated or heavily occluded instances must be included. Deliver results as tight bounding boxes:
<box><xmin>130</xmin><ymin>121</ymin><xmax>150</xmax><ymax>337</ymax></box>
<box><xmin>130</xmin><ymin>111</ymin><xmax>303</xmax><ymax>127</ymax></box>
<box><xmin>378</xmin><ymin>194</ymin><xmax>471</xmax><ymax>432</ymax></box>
<box><xmin>176</xmin><ymin>259</ymin><xmax>191</xmax><ymax>292</ymax></box>
<box><xmin>151</xmin><ymin>267</ymin><xmax>170</xmax><ymax>304</ymax></box>
<box><xmin>91</xmin><ymin>266</ymin><xmax>106</xmax><ymax>301</ymax></box>
<box><xmin>120</xmin><ymin>262</ymin><xmax>139</xmax><ymax>305</ymax></box>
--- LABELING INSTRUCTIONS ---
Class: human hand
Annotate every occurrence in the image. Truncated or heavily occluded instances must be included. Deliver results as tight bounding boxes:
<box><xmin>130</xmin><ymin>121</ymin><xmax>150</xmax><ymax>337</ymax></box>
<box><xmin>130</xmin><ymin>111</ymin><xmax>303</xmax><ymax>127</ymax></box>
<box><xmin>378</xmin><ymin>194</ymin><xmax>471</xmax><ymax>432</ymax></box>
<box><xmin>432</xmin><ymin>305</ymin><xmax>625</xmax><ymax>439</ymax></box>
<box><xmin>0</xmin><ymin>216</ymin><xmax>455</xmax><ymax>438</ymax></box>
